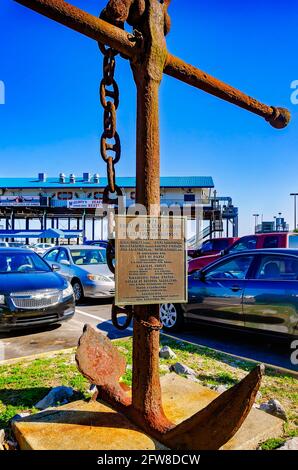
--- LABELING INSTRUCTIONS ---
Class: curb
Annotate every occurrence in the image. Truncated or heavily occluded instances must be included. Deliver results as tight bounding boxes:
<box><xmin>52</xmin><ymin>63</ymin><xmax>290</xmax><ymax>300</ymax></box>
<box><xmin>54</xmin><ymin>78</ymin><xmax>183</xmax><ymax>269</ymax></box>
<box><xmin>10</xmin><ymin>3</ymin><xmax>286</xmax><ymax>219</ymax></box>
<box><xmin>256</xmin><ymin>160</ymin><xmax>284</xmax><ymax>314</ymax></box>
<box><xmin>0</xmin><ymin>347</ymin><xmax>76</xmax><ymax>366</ymax></box>
<box><xmin>1</xmin><ymin>334</ymin><xmax>297</xmax><ymax>379</ymax></box>
<box><xmin>162</xmin><ymin>332</ymin><xmax>298</xmax><ymax>379</ymax></box>
<box><xmin>0</xmin><ymin>336</ymin><xmax>132</xmax><ymax>366</ymax></box>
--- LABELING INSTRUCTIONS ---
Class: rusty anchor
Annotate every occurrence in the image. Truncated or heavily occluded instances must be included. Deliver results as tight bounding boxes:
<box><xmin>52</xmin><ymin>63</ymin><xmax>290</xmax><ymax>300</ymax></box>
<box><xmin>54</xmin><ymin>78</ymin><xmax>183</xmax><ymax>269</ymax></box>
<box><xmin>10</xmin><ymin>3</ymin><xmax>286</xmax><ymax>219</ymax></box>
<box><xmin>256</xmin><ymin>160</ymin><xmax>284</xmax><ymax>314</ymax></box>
<box><xmin>14</xmin><ymin>0</ymin><xmax>290</xmax><ymax>449</ymax></box>
<box><xmin>76</xmin><ymin>324</ymin><xmax>264</xmax><ymax>450</ymax></box>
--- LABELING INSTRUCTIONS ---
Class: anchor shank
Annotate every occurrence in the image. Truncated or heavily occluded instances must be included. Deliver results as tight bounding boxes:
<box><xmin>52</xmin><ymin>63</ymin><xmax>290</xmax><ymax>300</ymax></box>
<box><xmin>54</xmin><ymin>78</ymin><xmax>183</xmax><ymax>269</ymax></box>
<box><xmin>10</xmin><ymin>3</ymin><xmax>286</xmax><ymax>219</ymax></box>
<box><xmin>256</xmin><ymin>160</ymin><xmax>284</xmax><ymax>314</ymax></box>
<box><xmin>129</xmin><ymin>0</ymin><xmax>172</xmax><ymax>433</ymax></box>
<box><xmin>132</xmin><ymin>80</ymin><xmax>170</xmax><ymax>431</ymax></box>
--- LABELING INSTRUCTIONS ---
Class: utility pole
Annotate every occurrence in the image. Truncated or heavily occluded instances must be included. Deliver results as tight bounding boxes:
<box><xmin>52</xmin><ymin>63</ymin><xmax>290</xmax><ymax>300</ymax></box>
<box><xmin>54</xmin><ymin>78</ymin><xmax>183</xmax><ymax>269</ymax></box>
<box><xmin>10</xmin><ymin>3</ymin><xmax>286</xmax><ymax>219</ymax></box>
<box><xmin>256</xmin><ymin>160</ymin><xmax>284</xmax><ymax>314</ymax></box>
<box><xmin>290</xmin><ymin>193</ymin><xmax>298</xmax><ymax>231</ymax></box>
<box><xmin>253</xmin><ymin>213</ymin><xmax>259</xmax><ymax>233</ymax></box>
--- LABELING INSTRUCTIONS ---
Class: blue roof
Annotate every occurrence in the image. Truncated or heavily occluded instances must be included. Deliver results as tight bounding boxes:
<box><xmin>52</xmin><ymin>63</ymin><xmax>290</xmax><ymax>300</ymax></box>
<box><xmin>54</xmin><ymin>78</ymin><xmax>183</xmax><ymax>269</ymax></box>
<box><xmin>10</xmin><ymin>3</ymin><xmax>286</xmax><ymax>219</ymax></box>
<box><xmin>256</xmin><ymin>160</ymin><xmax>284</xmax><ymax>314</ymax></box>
<box><xmin>0</xmin><ymin>229</ymin><xmax>82</xmax><ymax>239</ymax></box>
<box><xmin>0</xmin><ymin>176</ymin><xmax>214</xmax><ymax>189</ymax></box>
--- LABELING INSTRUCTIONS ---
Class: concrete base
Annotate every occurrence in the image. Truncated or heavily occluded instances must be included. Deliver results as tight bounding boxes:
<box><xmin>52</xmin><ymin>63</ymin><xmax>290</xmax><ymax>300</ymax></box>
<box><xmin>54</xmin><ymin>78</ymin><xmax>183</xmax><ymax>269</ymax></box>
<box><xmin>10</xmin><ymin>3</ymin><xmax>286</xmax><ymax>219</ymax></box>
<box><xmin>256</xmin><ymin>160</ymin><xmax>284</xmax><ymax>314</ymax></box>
<box><xmin>13</xmin><ymin>374</ymin><xmax>284</xmax><ymax>450</ymax></box>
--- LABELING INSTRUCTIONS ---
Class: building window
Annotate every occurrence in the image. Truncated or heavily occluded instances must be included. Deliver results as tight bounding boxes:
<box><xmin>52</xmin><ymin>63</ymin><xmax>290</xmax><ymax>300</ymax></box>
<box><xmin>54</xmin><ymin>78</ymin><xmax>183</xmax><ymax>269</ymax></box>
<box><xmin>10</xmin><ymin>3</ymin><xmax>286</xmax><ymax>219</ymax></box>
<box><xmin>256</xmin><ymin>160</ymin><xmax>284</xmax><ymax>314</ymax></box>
<box><xmin>57</xmin><ymin>192</ymin><xmax>73</xmax><ymax>200</ymax></box>
<box><xmin>184</xmin><ymin>194</ymin><xmax>195</xmax><ymax>202</ymax></box>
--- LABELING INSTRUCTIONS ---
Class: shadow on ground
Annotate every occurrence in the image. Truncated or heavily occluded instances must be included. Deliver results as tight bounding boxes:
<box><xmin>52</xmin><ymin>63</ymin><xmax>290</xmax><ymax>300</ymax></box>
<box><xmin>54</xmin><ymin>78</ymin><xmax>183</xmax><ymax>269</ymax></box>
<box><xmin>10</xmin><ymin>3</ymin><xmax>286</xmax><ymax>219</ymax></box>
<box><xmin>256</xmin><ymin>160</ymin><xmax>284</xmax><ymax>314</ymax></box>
<box><xmin>0</xmin><ymin>387</ymin><xmax>86</xmax><ymax>428</ymax></box>
<box><xmin>0</xmin><ymin>324</ymin><xmax>62</xmax><ymax>340</ymax></box>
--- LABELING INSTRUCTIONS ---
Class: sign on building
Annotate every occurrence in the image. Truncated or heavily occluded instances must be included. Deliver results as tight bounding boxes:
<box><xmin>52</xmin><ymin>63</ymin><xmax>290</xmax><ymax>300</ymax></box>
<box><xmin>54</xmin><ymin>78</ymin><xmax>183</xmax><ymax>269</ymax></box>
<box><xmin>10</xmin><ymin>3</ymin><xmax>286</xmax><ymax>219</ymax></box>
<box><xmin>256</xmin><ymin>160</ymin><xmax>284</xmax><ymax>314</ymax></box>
<box><xmin>67</xmin><ymin>199</ymin><xmax>103</xmax><ymax>209</ymax></box>
<box><xmin>0</xmin><ymin>196</ymin><xmax>40</xmax><ymax>206</ymax></box>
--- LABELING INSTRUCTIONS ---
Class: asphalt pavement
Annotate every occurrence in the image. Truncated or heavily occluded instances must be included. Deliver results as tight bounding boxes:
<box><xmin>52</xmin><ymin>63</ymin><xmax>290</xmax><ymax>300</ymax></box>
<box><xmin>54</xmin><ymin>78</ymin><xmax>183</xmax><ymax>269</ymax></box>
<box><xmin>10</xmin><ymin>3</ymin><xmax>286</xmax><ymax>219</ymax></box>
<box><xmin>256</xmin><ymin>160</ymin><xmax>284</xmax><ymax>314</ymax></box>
<box><xmin>0</xmin><ymin>299</ymin><xmax>297</xmax><ymax>374</ymax></box>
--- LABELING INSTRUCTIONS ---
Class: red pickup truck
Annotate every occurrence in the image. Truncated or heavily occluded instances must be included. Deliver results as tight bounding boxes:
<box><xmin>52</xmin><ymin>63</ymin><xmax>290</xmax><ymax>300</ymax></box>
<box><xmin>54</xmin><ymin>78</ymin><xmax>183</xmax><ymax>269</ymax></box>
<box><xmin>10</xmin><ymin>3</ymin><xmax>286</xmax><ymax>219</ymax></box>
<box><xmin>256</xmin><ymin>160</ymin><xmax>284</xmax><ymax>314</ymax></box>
<box><xmin>188</xmin><ymin>237</ymin><xmax>238</xmax><ymax>259</ymax></box>
<box><xmin>188</xmin><ymin>232</ymin><xmax>298</xmax><ymax>273</ymax></box>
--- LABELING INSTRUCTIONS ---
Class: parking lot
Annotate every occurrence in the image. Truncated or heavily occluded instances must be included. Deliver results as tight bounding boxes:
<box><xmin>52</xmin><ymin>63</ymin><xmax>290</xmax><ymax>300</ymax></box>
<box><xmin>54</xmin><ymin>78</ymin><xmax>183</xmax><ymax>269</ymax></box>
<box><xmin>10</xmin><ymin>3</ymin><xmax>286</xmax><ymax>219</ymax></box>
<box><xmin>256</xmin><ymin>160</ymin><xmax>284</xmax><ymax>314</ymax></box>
<box><xmin>1</xmin><ymin>298</ymin><xmax>297</xmax><ymax>374</ymax></box>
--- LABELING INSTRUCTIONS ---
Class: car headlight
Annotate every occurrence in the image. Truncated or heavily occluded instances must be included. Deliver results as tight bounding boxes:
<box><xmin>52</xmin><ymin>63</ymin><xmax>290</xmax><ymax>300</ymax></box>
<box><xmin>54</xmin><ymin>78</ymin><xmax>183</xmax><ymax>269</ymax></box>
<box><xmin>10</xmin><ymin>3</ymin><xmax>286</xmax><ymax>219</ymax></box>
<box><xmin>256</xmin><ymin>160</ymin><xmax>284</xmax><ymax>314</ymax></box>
<box><xmin>62</xmin><ymin>283</ymin><xmax>74</xmax><ymax>299</ymax></box>
<box><xmin>0</xmin><ymin>295</ymin><xmax>5</xmax><ymax>305</ymax></box>
<box><xmin>87</xmin><ymin>274</ymin><xmax>112</xmax><ymax>282</ymax></box>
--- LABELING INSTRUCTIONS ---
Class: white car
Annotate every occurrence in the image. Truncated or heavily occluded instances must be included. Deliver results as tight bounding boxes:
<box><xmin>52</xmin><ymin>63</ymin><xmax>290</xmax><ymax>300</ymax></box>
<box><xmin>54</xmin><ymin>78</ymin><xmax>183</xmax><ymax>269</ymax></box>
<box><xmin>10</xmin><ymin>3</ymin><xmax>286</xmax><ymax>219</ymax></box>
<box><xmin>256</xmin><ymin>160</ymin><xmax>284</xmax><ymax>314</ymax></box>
<box><xmin>43</xmin><ymin>245</ymin><xmax>115</xmax><ymax>303</ymax></box>
<box><xmin>0</xmin><ymin>242</ymin><xmax>31</xmax><ymax>249</ymax></box>
<box><xmin>32</xmin><ymin>243</ymin><xmax>55</xmax><ymax>255</ymax></box>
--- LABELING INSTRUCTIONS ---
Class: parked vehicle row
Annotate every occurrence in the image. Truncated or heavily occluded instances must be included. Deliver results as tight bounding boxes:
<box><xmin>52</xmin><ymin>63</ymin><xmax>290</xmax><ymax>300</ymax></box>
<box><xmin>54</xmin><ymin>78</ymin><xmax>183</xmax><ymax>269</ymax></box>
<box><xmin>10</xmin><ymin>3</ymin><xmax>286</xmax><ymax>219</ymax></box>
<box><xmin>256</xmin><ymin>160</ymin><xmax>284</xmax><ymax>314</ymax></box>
<box><xmin>188</xmin><ymin>232</ymin><xmax>298</xmax><ymax>273</ymax></box>
<box><xmin>0</xmin><ymin>241</ymin><xmax>31</xmax><ymax>249</ymax></box>
<box><xmin>0</xmin><ymin>241</ymin><xmax>54</xmax><ymax>254</ymax></box>
<box><xmin>2</xmin><ymin>236</ymin><xmax>298</xmax><ymax>339</ymax></box>
<box><xmin>160</xmin><ymin>248</ymin><xmax>298</xmax><ymax>338</ymax></box>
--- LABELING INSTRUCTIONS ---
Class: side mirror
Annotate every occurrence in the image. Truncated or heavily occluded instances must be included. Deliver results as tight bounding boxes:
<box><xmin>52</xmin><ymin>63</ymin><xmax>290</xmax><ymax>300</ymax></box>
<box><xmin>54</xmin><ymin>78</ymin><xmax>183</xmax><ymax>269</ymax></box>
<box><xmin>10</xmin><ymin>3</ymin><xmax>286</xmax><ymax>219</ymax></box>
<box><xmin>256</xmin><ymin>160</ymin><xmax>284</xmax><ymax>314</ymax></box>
<box><xmin>193</xmin><ymin>270</ymin><xmax>206</xmax><ymax>281</ymax></box>
<box><xmin>52</xmin><ymin>264</ymin><xmax>60</xmax><ymax>271</ymax></box>
<box><xmin>220</xmin><ymin>249</ymin><xmax>227</xmax><ymax>256</ymax></box>
<box><xmin>60</xmin><ymin>260</ymin><xmax>70</xmax><ymax>266</ymax></box>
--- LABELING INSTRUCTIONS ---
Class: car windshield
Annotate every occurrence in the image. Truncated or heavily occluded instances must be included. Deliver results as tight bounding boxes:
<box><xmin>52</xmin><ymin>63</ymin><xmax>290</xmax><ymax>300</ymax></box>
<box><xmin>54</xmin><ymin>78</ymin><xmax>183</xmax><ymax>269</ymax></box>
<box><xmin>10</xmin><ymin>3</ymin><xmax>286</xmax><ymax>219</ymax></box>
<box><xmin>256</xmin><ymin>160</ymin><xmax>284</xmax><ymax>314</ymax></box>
<box><xmin>0</xmin><ymin>252</ymin><xmax>51</xmax><ymax>273</ymax></box>
<box><xmin>70</xmin><ymin>249</ymin><xmax>107</xmax><ymax>265</ymax></box>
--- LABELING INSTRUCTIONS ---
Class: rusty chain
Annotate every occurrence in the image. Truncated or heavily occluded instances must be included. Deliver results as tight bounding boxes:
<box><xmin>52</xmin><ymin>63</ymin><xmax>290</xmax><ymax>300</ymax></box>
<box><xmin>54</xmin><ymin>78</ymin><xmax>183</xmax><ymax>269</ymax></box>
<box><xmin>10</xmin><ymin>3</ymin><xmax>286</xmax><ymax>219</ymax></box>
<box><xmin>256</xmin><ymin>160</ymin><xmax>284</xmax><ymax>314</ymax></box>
<box><xmin>134</xmin><ymin>314</ymin><xmax>163</xmax><ymax>331</ymax></box>
<box><xmin>98</xmin><ymin>36</ymin><xmax>122</xmax><ymax>277</ymax></box>
<box><xmin>99</xmin><ymin>43</ymin><xmax>122</xmax><ymax>204</ymax></box>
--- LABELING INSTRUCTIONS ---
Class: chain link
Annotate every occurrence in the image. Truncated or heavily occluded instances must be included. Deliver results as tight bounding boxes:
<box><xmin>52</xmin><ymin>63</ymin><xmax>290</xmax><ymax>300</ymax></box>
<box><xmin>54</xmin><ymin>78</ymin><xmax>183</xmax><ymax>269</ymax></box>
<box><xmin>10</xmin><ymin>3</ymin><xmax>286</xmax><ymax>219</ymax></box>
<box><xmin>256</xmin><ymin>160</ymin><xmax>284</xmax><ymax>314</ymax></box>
<box><xmin>98</xmin><ymin>40</ymin><xmax>124</xmax><ymax>277</ymax></box>
<box><xmin>99</xmin><ymin>42</ymin><xmax>122</xmax><ymax>204</ymax></box>
<box><xmin>111</xmin><ymin>305</ymin><xmax>163</xmax><ymax>331</ymax></box>
<box><xmin>111</xmin><ymin>304</ymin><xmax>134</xmax><ymax>331</ymax></box>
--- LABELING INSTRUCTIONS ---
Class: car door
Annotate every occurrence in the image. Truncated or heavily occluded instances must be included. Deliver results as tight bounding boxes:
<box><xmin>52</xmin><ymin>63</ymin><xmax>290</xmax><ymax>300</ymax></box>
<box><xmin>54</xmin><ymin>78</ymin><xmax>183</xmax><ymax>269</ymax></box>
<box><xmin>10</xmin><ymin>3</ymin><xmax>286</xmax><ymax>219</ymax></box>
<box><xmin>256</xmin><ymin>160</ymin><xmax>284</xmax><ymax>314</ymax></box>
<box><xmin>56</xmin><ymin>248</ymin><xmax>73</xmax><ymax>281</ymax></box>
<box><xmin>242</xmin><ymin>254</ymin><xmax>298</xmax><ymax>335</ymax></box>
<box><xmin>186</xmin><ymin>254</ymin><xmax>254</xmax><ymax>326</ymax></box>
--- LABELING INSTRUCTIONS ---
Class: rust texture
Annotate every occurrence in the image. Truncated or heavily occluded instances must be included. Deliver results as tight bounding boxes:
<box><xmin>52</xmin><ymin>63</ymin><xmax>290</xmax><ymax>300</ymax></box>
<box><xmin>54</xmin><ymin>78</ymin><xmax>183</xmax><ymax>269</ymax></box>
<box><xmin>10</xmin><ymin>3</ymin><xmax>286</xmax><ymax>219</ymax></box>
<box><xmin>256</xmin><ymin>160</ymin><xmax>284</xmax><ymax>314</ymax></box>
<box><xmin>14</xmin><ymin>0</ymin><xmax>137</xmax><ymax>58</ymax></box>
<box><xmin>163</xmin><ymin>364</ymin><xmax>264</xmax><ymax>449</ymax></box>
<box><xmin>76</xmin><ymin>324</ymin><xmax>130</xmax><ymax>409</ymax></box>
<box><xmin>14</xmin><ymin>0</ymin><xmax>290</xmax><ymax>450</ymax></box>
<box><xmin>100</xmin><ymin>0</ymin><xmax>170</xmax><ymax>35</ymax></box>
<box><xmin>129</xmin><ymin>0</ymin><xmax>171</xmax><ymax>435</ymax></box>
<box><xmin>14</xmin><ymin>0</ymin><xmax>290</xmax><ymax>127</ymax></box>
<box><xmin>164</xmin><ymin>54</ymin><xmax>291</xmax><ymax>129</ymax></box>
<box><xmin>76</xmin><ymin>325</ymin><xmax>264</xmax><ymax>449</ymax></box>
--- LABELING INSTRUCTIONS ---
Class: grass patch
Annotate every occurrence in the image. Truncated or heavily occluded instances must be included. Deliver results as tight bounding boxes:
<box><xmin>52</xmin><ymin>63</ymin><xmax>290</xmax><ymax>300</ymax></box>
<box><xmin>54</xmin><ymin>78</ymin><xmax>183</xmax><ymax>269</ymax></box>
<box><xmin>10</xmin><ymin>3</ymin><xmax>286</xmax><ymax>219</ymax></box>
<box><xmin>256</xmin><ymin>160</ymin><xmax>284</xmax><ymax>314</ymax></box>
<box><xmin>0</xmin><ymin>337</ymin><xmax>297</xmax><ymax>449</ymax></box>
<box><xmin>259</xmin><ymin>438</ymin><xmax>285</xmax><ymax>450</ymax></box>
<box><xmin>0</xmin><ymin>352</ymin><xmax>89</xmax><ymax>429</ymax></box>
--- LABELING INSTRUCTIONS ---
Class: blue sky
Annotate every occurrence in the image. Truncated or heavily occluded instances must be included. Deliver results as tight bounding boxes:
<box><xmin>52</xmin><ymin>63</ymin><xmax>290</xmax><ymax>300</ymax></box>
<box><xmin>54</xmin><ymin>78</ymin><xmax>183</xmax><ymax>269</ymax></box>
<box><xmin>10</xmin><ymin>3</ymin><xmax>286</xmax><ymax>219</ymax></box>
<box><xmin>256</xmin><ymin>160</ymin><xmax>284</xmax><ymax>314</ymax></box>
<box><xmin>0</xmin><ymin>0</ymin><xmax>297</xmax><ymax>235</ymax></box>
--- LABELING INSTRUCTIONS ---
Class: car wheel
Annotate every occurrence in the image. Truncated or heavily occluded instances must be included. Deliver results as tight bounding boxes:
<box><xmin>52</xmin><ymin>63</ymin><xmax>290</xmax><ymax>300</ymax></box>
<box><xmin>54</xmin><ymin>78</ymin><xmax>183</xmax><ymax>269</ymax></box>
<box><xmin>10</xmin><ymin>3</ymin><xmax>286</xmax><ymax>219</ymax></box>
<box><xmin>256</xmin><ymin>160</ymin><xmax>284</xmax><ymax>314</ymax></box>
<box><xmin>72</xmin><ymin>280</ymin><xmax>84</xmax><ymax>304</ymax></box>
<box><xmin>159</xmin><ymin>303</ymin><xmax>184</xmax><ymax>332</ymax></box>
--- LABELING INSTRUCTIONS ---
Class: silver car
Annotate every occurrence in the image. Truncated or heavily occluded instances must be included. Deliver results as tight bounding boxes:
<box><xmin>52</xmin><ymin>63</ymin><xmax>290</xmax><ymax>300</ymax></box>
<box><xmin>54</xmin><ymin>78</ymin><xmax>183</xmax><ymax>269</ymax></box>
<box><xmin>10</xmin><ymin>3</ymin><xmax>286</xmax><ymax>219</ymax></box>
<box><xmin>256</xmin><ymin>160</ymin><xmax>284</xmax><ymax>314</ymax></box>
<box><xmin>43</xmin><ymin>245</ymin><xmax>114</xmax><ymax>302</ymax></box>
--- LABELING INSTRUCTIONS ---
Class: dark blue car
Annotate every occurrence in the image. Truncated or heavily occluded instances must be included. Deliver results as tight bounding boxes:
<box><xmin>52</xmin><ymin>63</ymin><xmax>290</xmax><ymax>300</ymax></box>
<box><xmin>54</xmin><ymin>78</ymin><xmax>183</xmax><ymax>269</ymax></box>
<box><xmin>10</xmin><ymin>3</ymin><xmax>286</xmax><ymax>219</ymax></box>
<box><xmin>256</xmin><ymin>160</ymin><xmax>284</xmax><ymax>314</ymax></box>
<box><xmin>0</xmin><ymin>248</ymin><xmax>75</xmax><ymax>331</ymax></box>
<box><xmin>160</xmin><ymin>249</ymin><xmax>298</xmax><ymax>338</ymax></box>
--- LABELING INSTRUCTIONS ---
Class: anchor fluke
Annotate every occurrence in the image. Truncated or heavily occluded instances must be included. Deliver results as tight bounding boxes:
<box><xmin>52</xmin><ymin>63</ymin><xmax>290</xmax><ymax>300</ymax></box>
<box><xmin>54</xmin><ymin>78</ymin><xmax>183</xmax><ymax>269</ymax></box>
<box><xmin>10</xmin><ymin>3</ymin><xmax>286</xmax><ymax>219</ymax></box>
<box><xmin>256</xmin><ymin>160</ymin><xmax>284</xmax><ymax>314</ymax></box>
<box><xmin>76</xmin><ymin>325</ymin><xmax>264</xmax><ymax>450</ymax></box>
<box><xmin>76</xmin><ymin>324</ymin><xmax>131</xmax><ymax>409</ymax></box>
<box><xmin>161</xmin><ymin>364</ymin><xmax>264</xmax><ymax>450</ymax></box>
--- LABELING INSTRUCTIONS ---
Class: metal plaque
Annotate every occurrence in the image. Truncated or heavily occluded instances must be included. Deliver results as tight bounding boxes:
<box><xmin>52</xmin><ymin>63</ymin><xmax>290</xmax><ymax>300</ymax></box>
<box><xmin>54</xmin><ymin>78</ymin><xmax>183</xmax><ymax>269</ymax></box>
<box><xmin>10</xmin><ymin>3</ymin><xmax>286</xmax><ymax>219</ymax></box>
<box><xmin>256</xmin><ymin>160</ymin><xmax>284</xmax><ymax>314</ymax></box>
<box><xmin>115</xmin><ymin>216</ymin><xmax>187</xmax><ymax>306</ymax></box>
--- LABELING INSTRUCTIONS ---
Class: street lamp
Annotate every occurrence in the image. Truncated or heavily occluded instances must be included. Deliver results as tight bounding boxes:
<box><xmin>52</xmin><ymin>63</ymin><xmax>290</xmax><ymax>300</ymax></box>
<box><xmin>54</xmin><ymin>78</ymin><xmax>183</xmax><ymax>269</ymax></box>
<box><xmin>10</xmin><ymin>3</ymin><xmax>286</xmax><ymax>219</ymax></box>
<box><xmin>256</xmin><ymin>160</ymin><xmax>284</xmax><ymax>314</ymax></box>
<box><xmin>253</xmin><ymin>214</ymin><xmax>259</xmax><ymax>233</ymax></box>
<box><xmin>290</xmin><ymin>194</ymin><xmax>298</xmax><ymax>231</ymax></box>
